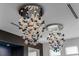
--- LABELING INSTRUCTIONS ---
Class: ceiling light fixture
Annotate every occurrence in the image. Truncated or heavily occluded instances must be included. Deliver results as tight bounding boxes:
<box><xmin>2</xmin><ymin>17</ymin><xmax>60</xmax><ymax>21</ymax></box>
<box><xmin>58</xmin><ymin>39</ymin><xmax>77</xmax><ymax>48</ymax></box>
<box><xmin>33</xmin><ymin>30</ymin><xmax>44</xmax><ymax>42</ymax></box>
<box><xmin>46</xmin><ymin>23</ymin><xmax>65</xmax><ymax>52</ymax></box>
<box><xmin>18</xmin><ymin>4</ymin><xmax>45</xmax><ymax>45</ymax></box>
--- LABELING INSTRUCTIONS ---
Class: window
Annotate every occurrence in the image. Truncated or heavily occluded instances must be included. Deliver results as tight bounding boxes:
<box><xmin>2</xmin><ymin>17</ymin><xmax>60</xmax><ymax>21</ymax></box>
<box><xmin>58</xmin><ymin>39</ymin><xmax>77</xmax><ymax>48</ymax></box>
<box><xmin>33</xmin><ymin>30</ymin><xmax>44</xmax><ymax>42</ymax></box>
<box><xmin>65</xmin><ymin>46</ymin><xmax>78</xmax><ymax>55</ymax></box>
<box><xmin>28</xmin><ymin>47</ymin><xmax>40</xmax><ymax>56</ymax></box>
<box><xmin>49</xmin><ymin>49</ymin><xmax>61</xmax><ymax>56</ymax></box>
<box><xmin>28</xmin><ymin>51</ymin><xmax>37</xmax><ymax>56</ymax></box>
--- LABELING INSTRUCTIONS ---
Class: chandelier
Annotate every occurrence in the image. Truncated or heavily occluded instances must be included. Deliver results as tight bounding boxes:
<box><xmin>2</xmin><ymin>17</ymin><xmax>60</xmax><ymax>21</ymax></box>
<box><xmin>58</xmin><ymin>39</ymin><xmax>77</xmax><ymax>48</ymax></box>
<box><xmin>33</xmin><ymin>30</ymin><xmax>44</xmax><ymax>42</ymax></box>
<box><xmin>18</xmin><ymin>4</ymin><xmax>45</xmax><ymax>45</ymax></box>
<box><xmin>46</xmin><ymin>23</ymin><xmax>65</xmax><ymax>52</ymax></box>
<box><xmin>11</xmin><ymin>4</ymin><xmax>65</xmax><ymax>52</ymax></box>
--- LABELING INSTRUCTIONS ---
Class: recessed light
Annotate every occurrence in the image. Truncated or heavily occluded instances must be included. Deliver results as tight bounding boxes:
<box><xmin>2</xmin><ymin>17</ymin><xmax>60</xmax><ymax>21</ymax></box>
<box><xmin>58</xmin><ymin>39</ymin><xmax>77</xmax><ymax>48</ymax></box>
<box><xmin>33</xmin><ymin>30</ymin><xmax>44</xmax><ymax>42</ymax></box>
<box><xmin>6</xmin><ymin>44</ymin><xmax>10</xmax><ymax>46</ymax></box>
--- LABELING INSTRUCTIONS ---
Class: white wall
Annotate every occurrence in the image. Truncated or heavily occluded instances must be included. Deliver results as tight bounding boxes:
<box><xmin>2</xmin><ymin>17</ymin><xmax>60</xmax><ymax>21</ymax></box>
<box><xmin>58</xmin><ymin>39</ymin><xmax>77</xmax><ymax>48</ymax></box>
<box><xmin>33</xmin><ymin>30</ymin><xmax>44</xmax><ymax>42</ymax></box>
<box><xmin>43</xmin><ymin>43</ymin><xmax>49</xmax><ymax>56</ymax></box>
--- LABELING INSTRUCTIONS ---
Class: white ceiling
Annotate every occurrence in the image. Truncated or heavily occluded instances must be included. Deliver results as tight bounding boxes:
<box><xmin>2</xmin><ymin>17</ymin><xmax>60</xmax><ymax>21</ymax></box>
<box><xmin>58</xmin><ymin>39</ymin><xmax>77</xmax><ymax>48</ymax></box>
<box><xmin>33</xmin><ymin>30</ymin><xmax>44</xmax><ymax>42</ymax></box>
<box><xmin>0</xmin><ymin>3</ymin><xmax>79</xmax><ymax>43</ymax></box>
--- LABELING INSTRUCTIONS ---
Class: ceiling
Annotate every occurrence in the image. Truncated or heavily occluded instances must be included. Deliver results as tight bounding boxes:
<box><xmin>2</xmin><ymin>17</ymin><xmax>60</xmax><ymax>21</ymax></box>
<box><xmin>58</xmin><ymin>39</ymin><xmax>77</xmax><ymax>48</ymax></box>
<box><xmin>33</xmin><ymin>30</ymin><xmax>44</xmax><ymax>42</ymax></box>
<box><xmin>0</xmin><ymin>3</ymin><xmax>79</xmax><ymax>43</ymax></box>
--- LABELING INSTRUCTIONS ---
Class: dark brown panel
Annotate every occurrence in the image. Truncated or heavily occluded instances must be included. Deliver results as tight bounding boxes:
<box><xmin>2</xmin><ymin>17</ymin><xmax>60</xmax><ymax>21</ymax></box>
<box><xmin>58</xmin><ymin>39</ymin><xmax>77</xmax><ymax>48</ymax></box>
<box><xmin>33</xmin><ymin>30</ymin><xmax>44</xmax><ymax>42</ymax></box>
<box><xmin>0</xmin><ymin>30</ymin><xmax>43</xmax><ymax>56</ymax></box>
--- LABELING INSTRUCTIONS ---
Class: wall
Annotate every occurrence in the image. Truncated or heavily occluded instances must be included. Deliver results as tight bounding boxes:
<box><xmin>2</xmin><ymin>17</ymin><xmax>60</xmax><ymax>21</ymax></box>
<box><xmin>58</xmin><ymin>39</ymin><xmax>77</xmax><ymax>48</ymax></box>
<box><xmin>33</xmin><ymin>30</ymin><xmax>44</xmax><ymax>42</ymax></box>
<box><xmin>43</xmin><ymin>43</ymin><xmax>49</xmax><ymax>56</ymax></box>
<box><xmin>0</xmin><ymin>45</ymin><xmax>11</xmax><ymax>56</ymax></box>
<box><xmin>11</xmin><ymin>46</ymin><xmax>24</xmax><ymax>56</ymax></box>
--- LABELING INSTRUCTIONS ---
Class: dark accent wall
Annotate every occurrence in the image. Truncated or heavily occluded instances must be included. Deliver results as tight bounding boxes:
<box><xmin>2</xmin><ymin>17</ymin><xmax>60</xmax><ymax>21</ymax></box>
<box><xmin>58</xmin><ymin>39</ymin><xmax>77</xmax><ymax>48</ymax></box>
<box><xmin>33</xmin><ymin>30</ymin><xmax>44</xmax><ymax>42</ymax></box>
<box><xmin>0</xmin><ymin>30</ymin><xmax>43</xmax><ymax>56</ymax></box>
<box><xmin>0</xmin><ymin>45</ymin><xmax>11</xmax><ymax>56</ymax></box>
<box><xmin>0</xmin><ymin>41</ymin><xmax>24</xmax><ymax>56</ymax></box>
<box><xmin>11</xmin><ymin>46</ymin><xmax>24</xmax><ymax>56</ymax></box>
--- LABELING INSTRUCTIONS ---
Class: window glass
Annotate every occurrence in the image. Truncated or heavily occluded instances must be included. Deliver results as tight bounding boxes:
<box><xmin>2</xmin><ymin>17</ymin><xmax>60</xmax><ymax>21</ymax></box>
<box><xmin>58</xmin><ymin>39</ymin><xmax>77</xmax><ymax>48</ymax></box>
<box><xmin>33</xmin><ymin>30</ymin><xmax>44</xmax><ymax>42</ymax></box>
<box><xmin>28</xmin><ymin>47</ymin><xmax>40</xmax><ymax>56</ymax></box>
<box><xmin>28</xmin><ymin>51</ymin><xmax>37</xmax><ymax>56</ymax></box>
<box><xmin>65</xmin><ymin>46</ymin><xmax>78</xmax><ymax>55</ymax></box>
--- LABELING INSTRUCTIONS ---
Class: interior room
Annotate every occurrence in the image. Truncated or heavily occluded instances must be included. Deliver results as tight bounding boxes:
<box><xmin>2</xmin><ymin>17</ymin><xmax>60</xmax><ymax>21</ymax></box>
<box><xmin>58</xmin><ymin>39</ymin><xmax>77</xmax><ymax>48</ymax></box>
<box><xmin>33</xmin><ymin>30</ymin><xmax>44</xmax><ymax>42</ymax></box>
<box><xmin>0</xmin><ymin>3</ymin><xmax>79</xmax><ymax>56</ymax></box>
